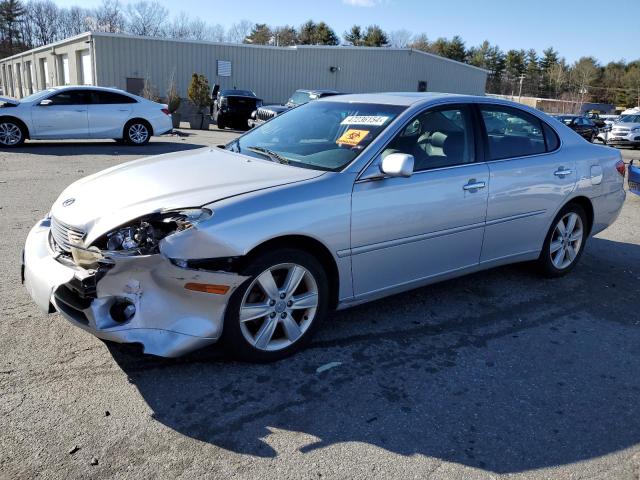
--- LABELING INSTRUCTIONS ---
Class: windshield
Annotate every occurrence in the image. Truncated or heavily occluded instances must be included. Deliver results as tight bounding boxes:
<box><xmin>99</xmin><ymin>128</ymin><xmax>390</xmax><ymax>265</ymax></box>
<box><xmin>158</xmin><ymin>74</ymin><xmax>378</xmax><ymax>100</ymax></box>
<box><xmin>287</xmin><ymin>91</ymin><xmax>312</xmax><ymax>106</ymax></box>
<box><xmin>556</xmin><ymin>116</ymin><xmax>575</xmax><ymax>125</ymax></box>
<box><xmin>222</xmin><ymin>89</ymin><xmax>254</xmax><ymax>97</ymax></box>
<box><xmin>619</xmin><ymin>115</ymin><xmax>640</xmax><ymax>123</ymax></box>
<box><xmin>20</xmin><ymin>89</ymin><xmax>55</xmax><ymax>103</ymax></box>
<box><xmin>227</xmin><ymin>101</ymin><xmax>406</xmax><ymax>171</ymax></box>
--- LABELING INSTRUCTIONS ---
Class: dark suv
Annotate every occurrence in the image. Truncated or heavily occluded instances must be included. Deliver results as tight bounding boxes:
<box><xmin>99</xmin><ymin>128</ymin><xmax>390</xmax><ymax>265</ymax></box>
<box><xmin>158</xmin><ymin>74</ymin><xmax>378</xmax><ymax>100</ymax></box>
<box><xmin>211</xmin><ymin>89</ymin><xmax>262</xmax><ymax>130</ymax></box>
<box><xmin>248</xmin><ymin>89</ymin><xmax>342</xmax><ymax>128</ymax></box>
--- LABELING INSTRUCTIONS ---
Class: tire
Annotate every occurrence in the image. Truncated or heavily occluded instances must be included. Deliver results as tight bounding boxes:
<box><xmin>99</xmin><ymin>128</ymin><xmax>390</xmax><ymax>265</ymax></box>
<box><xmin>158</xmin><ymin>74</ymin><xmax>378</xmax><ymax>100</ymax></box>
<box><xmin>0</xmin><ymin>119</ymin><xmax>25</xmax><ymax>147</ymax></box>
<box><xmin>216</xmin><ymin>114</ymin><xmax>225</xmax><ymax>130</ymax></box>
<box><xmin>536</xmin><ymin>203</ymin><xmax>588</xmax><ymax>278</ymax></box>
<box><xmin>221</xmin><ymin>248</ymin><xmax>329</xmax><ymax>362</ymax></box>
<box><xmin>124</xmin><ymin>120</ymin><xmax>151</xmax><ymax>145</ymax></box>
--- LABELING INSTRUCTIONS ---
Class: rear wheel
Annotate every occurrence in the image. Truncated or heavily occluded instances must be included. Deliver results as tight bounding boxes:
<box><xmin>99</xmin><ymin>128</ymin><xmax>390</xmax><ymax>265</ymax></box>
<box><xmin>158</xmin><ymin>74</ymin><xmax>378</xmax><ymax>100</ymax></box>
<box><xmin>0</xmin><ymin>120</ymin><xmax>25</xmax><ymax>147</ymax></box>
<box><xmin>536</xmin><ymin>204</ymin><xmax>587</xmax><ymax>277</ymax></box>
<box><xmin>124</xmin><ymin>120</ymin><xmax>151</xmax><ymax>145</ymax></box>
<box><xmin>222</xmin><ymin>248</ymin><xmax>329</xmax><ymax>362</ymax></box>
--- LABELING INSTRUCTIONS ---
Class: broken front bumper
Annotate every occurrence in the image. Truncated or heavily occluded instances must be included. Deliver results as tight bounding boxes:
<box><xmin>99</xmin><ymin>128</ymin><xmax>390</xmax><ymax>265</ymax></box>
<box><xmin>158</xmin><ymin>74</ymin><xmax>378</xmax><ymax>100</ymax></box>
<box><xmin>22</xmin><ymin>218</ymin><xmax>248</xmax><ymax>357</ymax></box>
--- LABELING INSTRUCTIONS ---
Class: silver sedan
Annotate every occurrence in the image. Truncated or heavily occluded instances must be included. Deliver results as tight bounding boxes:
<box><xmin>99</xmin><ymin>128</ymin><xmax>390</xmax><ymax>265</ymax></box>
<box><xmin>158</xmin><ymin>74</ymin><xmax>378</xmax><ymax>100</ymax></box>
<box><xmin>23</xmin><ymin>93</ymin><xmax>626</xmax><ymax>361</ymax></box>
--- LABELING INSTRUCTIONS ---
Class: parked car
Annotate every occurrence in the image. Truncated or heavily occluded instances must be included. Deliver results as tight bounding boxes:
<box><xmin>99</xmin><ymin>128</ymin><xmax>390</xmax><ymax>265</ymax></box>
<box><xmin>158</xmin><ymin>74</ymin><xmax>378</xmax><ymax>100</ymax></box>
<box><xmin>23</xmin><ymin>93</ymin><xmax>626</xmax><ymax>361</ymax></box>
<box><xmin>0</xmin><ymin>86</ymin><xmax>172</xmax><ymax>147</ymax></box>
<box><xmin>584</xmin><ymin>111</ymin><xmax>607</xmax><ymax>128</ymax></box>
<box><xmin>629</xmin><ymin>160</ymin><xmax>640</xmax><ymax>195</ymax></box>
<box><xmin>553</xmin><ymin>114</ymin><xmax>599</xmax><ymax>142</ymax></box>
<box><xmin>247</xmin><ymin>89</ymin><xmax>342</xmax><ymax>128</ymax></box>
<box><xmin>606</xmin><ymin>114</ymin><xmax>640</xmax><ymax>148</ymax></box>
<box><xmin>211</xmin><ymin>89</ymin><xmax>262</xmax><ymax>130</ymax></box>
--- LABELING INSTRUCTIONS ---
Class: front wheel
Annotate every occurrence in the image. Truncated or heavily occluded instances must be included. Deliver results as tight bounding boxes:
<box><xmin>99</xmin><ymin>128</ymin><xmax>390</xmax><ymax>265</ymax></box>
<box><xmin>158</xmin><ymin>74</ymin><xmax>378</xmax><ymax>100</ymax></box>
<box><xmin>536</xmin><ymin>204</ymin><xmax>587</xmax><ymax>277</ymax></box>
<box><xmin>124</xmin><ymin>121</ymin><xmax>151</xmax><ymax>145</ymax></box>
<box><xmin>0</xmin><ymin>120</ymin><xmax>25</xmax><ymax>147</ymax></box>
<box><xmin>222</xmin><ymin>248</ymin><xmax>329</xmax><ymax>362</ymax></box>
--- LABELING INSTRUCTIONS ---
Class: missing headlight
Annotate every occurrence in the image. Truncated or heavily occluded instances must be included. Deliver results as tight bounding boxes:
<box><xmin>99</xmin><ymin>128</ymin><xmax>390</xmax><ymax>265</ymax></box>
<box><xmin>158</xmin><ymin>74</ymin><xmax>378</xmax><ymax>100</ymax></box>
<box><xmin>96</xmin><ymin>209</ymin><xmax>212</xmax><ymax>255</ymax></box>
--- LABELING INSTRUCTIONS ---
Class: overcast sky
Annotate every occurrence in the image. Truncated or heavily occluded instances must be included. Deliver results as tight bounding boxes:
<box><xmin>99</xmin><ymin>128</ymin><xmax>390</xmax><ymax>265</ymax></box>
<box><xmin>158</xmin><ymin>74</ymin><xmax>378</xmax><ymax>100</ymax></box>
<box><xmin>55</xmin><ymin>0</ymin><xmax>639</xmax><ymax>64</ymax></box>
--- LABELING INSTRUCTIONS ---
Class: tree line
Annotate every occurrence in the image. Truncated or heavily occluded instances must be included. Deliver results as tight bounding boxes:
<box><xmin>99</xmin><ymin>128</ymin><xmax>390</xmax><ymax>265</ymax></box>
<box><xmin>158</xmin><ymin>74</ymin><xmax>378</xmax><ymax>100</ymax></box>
<box><xmin>1</xmin><ymin>0</ymin><xmax>639</xmax><ymax>107</ymax></box>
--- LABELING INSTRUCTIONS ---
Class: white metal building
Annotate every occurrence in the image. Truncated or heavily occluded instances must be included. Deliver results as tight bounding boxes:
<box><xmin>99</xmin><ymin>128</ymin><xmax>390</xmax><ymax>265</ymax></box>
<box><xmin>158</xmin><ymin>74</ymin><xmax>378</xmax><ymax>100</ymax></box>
<box><xmin>0</xmin><ymin>32</ymin><xmax>488</xmax><ymax>103</ymax></box>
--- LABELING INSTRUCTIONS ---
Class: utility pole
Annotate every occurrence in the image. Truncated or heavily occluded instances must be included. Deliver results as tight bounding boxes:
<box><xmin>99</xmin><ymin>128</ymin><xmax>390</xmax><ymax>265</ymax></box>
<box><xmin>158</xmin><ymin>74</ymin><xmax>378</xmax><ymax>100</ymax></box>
<box><xmin>517</xmin><ymin>74</ymin><xmax>525</xmax><ymax>103</ymax></box>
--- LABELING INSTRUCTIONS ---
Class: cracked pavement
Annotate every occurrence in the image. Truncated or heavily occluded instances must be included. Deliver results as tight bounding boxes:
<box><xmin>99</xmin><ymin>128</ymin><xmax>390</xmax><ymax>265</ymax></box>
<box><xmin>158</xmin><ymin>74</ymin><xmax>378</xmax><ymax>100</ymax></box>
<box><xmin>1</xmin><ymin>131</ymin><xmax>640</xmax><ymax>479</ymax></box>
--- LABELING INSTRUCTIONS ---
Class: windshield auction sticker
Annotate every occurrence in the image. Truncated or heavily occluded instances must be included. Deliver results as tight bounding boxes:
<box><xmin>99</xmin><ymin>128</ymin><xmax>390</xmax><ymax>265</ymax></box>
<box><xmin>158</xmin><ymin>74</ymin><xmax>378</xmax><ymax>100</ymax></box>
<box><xmin>337</xmin><ymin>129</ymin><xmax>370</xmax><ymax>146</ymax></box>
<box><xmin>341</xmin><ymin>116</ymin><xmax>390</xmax><ymax>126</ymax></box>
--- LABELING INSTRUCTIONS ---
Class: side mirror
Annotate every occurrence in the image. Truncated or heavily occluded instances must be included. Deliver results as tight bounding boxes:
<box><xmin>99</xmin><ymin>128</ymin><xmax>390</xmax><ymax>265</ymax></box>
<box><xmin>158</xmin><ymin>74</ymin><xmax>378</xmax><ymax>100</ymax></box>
<box><xmin>39</xmin><ymin>99</ymin><xmax>52</xmax><ymax>106</ymax></box>
<box><xmin>380</xmin><ymin>153</ymin><xmax>414</xmax><ymax>178</ymax></box>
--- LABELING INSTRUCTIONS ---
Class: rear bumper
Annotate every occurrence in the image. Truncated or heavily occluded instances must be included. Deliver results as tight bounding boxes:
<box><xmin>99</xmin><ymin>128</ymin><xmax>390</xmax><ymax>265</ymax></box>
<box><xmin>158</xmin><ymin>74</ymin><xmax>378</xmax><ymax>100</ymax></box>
<box><xmin>591</xmin><ymin>188</ymin><xmax>626</xmax><ymax>236</ymax></box>
<box><xmin>23</xmin><ymin>218</ymin><xmax>248</xmax><ymax>357</ymax></box>
<box><xmin>150</xmin><ymin>116</ymin><xmax>173</xmax><ymax>136</ymax></box>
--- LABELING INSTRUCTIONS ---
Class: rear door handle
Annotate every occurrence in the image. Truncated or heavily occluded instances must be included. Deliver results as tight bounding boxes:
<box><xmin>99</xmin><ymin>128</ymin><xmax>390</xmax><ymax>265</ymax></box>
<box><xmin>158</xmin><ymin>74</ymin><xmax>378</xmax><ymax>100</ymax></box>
<box><xmin>554</xmin><ymin>168</ymin><xmax>573</xmax><ymax>177</ymax></box>
<box><xmin>463</xmin><ymin>180</ymin><xmax>486</xmax><ymax>191</ymax></box>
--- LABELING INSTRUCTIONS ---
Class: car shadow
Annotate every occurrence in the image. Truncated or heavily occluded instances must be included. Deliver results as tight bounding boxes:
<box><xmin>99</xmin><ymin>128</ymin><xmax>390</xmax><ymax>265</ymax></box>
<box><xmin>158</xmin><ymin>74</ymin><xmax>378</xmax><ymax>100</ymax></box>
<box><xmin>108</xmin><ymin>237</ymin><xmax>640</xmax><ymax>473</ymax></box>
<box><xmin>7</xmin><ymin>138</ymin><xmax>207</xmax><ymax>156</ymax></box>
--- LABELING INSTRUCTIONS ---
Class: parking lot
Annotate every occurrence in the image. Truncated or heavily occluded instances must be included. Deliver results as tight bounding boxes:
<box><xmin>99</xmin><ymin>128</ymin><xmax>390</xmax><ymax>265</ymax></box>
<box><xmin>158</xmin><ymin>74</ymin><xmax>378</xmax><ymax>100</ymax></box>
<box><xmin>1</xmin><ymin>129</ymin><xmax>640</xmax><ymax>479</ymax></box>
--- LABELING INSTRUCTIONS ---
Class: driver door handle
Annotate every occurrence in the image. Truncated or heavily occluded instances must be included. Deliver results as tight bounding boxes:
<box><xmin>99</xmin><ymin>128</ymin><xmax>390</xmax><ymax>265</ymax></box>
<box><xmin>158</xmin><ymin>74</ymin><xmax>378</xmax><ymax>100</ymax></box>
<box><xmin>463</xmin><ymin>181</ymin><xmax>486</xmax><ymax>191</ymax></box>
<box><xmin>554</xmin><ymin>168</ymin><xmax>573</xmax><ymax>177</ymax></box>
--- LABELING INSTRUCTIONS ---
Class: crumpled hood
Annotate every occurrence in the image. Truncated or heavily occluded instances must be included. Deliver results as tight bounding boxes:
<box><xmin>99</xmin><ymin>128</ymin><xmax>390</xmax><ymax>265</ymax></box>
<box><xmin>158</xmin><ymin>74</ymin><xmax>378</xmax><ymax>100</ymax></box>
<box><xmin>50</xmin><ymin>146</ymin><xmax>324</xmax><ymax>241</ymax></box>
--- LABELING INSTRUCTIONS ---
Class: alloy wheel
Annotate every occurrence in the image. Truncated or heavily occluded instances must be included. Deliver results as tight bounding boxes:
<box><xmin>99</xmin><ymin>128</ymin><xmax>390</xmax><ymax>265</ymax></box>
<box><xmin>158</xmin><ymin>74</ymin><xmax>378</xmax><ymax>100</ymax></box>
<box><xmin>239</xmin><ymin>263</ymin><xmax>319</xmax><ymax>351</ymax></box>
<box><xmin>0</xmin><ymin>122</ymin><xmax>22</xmax><ymax>146</ymax></box>
<box><xmin>549</xmin><ymin>212</ymin><xmax>584</xmax><ymax>269</ymax></box>
<box><xmin>128</xmin><ymin>123</ymin><xmax>149</xmax><ymax>144</ymax></box>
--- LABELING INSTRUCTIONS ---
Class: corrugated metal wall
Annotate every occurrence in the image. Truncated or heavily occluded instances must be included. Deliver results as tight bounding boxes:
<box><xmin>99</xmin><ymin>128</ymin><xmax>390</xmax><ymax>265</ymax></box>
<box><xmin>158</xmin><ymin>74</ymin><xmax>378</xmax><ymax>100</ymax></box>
<box><xmin>93</xmin><ymin>34</ymin><xmax>487</xmax><ymax>103</ymax></box>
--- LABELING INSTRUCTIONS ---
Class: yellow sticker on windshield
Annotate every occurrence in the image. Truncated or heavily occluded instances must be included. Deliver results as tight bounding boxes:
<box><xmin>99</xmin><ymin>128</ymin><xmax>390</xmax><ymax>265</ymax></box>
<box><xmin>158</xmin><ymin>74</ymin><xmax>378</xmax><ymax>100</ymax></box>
<box><xmin>337</xmin><ymin>129</ymin><xmax>369</xmax><ymax>146</ymax></box>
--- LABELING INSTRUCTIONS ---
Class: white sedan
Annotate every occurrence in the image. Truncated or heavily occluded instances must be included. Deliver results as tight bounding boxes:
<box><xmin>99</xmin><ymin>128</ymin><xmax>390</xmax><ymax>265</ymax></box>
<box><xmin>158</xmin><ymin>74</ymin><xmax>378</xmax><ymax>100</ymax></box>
<box><xmin>0</xmin><ymin>85</ymin><xmax>173</xmax><ymax>147</ymax></box>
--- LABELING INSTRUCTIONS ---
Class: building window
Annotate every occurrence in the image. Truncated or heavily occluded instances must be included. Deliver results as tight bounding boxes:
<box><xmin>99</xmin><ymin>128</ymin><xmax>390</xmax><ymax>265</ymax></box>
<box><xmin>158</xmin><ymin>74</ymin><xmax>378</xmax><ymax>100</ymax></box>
<box><xmin>217</xmin><ymin>60</ymin><xmax>232</xmax><ymax>77</ymax></box>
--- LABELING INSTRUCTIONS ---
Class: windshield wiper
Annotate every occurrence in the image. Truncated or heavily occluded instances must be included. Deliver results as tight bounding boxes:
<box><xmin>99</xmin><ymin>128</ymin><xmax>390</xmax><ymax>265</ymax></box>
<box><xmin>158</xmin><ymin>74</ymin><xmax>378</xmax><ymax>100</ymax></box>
<box><xmin>246</xmin><ymin>146</ymin><xmax>289</xmax><ymax>165</ymax></box>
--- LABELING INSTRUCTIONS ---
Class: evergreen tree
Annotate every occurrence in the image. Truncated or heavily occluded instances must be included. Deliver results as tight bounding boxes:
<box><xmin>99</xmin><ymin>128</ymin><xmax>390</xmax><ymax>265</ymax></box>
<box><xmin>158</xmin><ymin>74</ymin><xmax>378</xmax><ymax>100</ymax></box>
<box><xmin>343</xmin><ymin>25</ymin><xmax>363</xmax><ymax>46</ymax></box>
<box><xmin>244</xmin><ymin>23</ymin><xmax>271</xmax><ymax>45</ymax></box>
<box><xmin>362</xmin><ymin>24</ymin><xmax>388</xmax><ymax>47</ymax></box>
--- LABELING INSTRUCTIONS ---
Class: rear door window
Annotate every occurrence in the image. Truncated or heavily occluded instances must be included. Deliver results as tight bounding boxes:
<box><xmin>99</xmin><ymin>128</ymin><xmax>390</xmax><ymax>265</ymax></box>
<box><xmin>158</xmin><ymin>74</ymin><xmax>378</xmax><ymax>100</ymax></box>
<box><xmin>92</xmin><ymin>91</ymin><xmax>137</xmax><ymax>104</ymax></box>
<box><xmin>480</xmin><ymin>105</ymin><xmax>547</xmax><ymax>160</ymax></box>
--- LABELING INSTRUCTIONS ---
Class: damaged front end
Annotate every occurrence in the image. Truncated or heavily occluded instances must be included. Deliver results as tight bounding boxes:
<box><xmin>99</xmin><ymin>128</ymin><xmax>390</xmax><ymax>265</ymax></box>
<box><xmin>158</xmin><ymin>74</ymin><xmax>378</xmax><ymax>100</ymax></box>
<box><xmin>23</xmin><ymin>210</ymin><xmax>248</xmax><ymax>357</ymax></box>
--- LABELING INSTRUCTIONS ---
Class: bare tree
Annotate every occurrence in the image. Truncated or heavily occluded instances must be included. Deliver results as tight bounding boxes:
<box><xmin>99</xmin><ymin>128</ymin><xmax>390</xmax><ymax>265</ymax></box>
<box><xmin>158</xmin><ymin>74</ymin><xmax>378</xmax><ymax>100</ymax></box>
<box><xmin>209</xmin><ymin>23</ymin><xmax>226</xmax><ymax>42</ymax></box>
<box><xmin>548</xmin><ymin>62</ymin><xmax>566</xmax><ymax>98</ymax></box>
<box><xmin>58</xmin><ymin>6</ymin><xmax>92</xmax><ymax>38</ymax></box>
<box><xmin>167</xmin><ymin>11</ymin><xmax>190</xmax><ymax>38</ymax></box>
<box><xmin>388</xmin><ymin>29</ymin><xmax>412</xmax><ymax>48</ymax></box>
<box><xmin>28</xmin><ymin>0</ymin><xmax>60</xmax><ymax>45</ymax></box>
<box><xmin>226</xmin><ymin>19</ymin><xmax>252</xmax><ymax>43</ymax></box>
<box><xmin>95</xmin><ymin>0</ymin><xmax>125</xmax><ymax>33</ymax></box>
<box><xmin>126</xmin><ymin>1</ymin><xmax>167</xmax><ymax>36</ymax></box>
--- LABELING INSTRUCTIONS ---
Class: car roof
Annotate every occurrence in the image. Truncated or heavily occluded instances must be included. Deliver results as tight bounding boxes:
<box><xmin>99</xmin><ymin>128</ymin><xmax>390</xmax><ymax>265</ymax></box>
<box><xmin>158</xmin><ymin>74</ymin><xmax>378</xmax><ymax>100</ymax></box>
<box><xmin>317</xmin><ymin>92</ymin><xmax>472</xmax><ymax>106</ymax></box>
<box><xmin>298</xmin><ymin>89</ymin><xmax>342</xmax><ymax>95</ymax></box>
<box><xmin>44</xmin><ymin>85</ymin><xmax>135</xmax><ymax>96</ymax></box>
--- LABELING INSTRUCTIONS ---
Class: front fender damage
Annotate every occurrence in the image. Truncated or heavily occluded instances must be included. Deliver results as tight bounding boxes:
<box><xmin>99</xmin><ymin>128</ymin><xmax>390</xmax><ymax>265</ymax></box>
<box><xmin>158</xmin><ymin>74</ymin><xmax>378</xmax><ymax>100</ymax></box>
<box><xmin>60</xmin><ymin>248</ymin><xmax>248</xmax><ymax>357</ymax></box>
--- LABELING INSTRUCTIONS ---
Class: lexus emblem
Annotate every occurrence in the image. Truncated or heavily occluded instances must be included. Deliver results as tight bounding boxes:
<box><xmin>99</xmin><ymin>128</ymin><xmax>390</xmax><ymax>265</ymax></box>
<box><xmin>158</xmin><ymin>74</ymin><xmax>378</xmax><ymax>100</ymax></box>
<box><xmin>62</xmin><ymin>198</ymin><xmax>75</xmax><ymax>207</ymax></box>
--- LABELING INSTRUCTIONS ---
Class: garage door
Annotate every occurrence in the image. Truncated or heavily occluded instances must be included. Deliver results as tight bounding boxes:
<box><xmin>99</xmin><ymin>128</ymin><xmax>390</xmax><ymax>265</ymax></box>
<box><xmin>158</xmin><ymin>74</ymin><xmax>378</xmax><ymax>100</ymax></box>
<box><xmin>80</xmin><ymin>50</ymin><xmax>92</xmax><ymax>85</ymax></box>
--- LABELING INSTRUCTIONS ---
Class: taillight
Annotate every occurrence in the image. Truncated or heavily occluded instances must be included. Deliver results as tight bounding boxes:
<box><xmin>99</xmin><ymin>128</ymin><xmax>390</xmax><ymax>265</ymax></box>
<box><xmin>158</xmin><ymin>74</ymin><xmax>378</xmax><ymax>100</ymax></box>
<box><xmin>615</xmin><ymin>159</ymin><xmax>626</xmax><ymax>177</ymax></box>
<box><xmin>161</xmin><ymin>108</ymin><xmax>170</xmax><ymax>116</ymax></box>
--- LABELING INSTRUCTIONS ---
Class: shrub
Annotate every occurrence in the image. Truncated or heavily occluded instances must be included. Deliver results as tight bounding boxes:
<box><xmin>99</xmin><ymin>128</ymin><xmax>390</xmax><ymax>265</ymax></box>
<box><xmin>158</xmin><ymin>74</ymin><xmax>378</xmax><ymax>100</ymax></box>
<box><xmin>166</xmin><ymin>75</ymin><xmax>180</xmax><ymax>113</ymax></box>
<box><xmin>187</xmin><ymin>73</ymin><xmax>211</xmax><ymax>113</ymax></box>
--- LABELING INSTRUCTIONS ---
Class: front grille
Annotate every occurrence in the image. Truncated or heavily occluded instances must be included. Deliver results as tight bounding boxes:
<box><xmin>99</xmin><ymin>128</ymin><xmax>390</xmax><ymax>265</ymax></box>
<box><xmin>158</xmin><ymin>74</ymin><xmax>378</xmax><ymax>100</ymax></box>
<box><xmin>256</xmin><ymin>108</ymin><xmax>277</xmax><ymax>122</ymax></box>
<box><xmin>50</xmin><ymin>217</ymin><xmax>85</xmax><ymax>252</ymax></box>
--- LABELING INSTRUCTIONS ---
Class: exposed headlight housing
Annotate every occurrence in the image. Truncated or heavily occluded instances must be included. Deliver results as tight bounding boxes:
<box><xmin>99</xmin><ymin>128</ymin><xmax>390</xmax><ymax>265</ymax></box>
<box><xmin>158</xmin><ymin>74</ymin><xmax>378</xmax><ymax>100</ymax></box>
<box><xmin>95</xmin><ymin>208</ymin><xmax>212</xmax><ymax>255</ymax></box>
